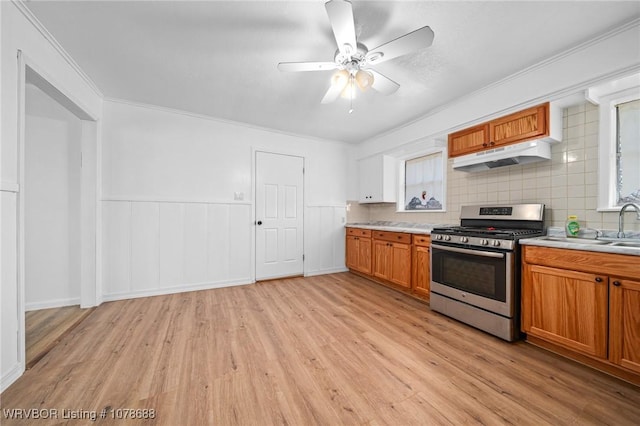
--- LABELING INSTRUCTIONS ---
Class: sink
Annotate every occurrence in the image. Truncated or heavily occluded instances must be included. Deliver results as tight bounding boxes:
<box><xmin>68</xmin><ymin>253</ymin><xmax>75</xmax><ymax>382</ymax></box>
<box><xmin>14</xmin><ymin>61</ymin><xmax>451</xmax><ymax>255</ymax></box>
<box><xmin>540</xmin><ymin>236</ymin><xmax>610</xmax><ymax>245</ymax></box>
<box><xmin>607</xmin><ymin>241</ymin><xmax>640</xmax><ymax>248</ymax></box>
<box><xmin>538</xmin><ymin>236</ymin><xmax>640</xmax><ymax>249</ymax></box>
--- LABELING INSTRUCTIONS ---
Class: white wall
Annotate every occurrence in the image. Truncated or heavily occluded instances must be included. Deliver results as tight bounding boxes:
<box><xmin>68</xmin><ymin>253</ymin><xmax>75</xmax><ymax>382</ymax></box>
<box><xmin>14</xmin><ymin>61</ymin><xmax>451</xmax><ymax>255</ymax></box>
<box><xmin>1</xmin><ymin>1</ymin><xmax>102</xmax><ymax>391</ymax></box>
<box><xmin>101</xmin><ymin>100</ymin><xmax>348</xmax><ymax>301</ymax></box>
<box><xmin>24</xmin><ymin>83</ymin><xmax>82</xmax><ymax>310</ymax></box>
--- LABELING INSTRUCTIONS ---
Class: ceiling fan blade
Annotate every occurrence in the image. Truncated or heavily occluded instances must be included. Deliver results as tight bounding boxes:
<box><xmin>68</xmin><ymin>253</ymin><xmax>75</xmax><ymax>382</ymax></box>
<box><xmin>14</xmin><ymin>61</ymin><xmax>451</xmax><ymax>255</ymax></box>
<box><xmin>320</xmin><ymin>86</ymin><xmax>342</xmax><ymax>104</ymax></box>
<box><xmin>278</xmin><ymin>62</ymin><xmax>338</xmax><ymax>72</ymax></box>
<box><xmin>366</xmin><ymin>26</ymin><xmax>434</xmax><ymax>65</ymax></box>
<box><xmin>369</xmin><ymin>69</ymin><xmax>400</xmax><ymax>95</ymax></box>
<box><xmin>325</xmin><ymin>0</ymin><xmax>358</xmax><ymax>57</ymax></box>
<box><xmin>321</xmin><ymin>78</ymin><xmax>348</xmax><ymax>104</ymax></box>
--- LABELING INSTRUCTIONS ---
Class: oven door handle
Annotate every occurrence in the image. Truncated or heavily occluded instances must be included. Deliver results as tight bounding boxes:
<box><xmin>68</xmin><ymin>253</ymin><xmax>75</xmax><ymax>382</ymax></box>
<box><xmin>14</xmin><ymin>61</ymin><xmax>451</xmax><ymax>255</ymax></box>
<box><xmin>431</xmin><ymin>243</ymin><xmax>505</xmax><ymax>259</ymax></box>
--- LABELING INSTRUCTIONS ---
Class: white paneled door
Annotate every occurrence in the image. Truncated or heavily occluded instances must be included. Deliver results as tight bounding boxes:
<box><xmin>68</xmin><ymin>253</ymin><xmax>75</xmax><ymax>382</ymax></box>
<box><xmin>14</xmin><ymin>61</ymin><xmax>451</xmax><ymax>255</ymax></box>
<box><xmin>255</xmin><ymin>152</ymin><xmax>304</xmax><ymax>280</ymax></box>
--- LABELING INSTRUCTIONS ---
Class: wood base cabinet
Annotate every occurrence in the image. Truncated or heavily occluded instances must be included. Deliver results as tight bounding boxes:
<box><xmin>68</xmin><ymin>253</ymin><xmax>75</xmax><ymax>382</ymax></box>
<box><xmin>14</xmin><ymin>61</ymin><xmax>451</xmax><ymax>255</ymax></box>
<box><xmin>609</xmin><ymin>278</ymin><xmax>640</xmax><ymax>374</ymax></box>
<box><xmin>372</xmin><ymin>232</ymin><xmax>411</xmax><ymax>289</ymax></box>
<box><xmin>345</xmin><ymin>228</ymin><xmax>429</xmax><ymax>299</ymax></box>
<box><xmin>345</xmin><ymin>228</ymin><xmax>372</xmax><ymax>274</ymax></box>
<box><xmin>522</xmin><ymin>245</ymin><xmax>640</xmax><ymax>383</ymax></box>
<box><xmin>412</xmin><ymin>235</ymin><xmax>431</xmax><ymax>299</ymax></box>
<box><xmin>523</xmin><ymin>264</ymin><xmax>608</xmax><ymax>359</ymax></box>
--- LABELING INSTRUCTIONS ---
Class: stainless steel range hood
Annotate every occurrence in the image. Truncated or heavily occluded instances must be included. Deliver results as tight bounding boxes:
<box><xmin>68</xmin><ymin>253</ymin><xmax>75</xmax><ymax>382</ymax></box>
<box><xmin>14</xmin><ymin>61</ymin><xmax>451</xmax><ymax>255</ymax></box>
<box><xmin>452</xmin><ymin>140</ymin><xmax>552</xmax><ymax>173</ymax></box>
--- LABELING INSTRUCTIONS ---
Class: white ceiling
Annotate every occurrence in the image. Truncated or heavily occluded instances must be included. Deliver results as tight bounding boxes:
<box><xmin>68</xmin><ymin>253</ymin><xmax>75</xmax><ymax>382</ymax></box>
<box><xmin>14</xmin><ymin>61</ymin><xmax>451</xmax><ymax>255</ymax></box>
<box><xmin>24</xmin><ymin>0</ymin><xmax>640</xmax><ymax>144</ymax></box>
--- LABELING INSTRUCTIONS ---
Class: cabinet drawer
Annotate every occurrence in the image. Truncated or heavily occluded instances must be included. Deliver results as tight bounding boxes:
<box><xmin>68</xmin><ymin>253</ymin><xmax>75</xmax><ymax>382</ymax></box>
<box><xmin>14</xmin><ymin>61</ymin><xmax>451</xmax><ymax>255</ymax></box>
<box><xmin>412</xmin><ymin>235</ymin><xmax>431</xmax><ymax>247</ymax></box>
<box><xmin>373</xmin><ymin>231</ymin><xmax>411</xmax><ymax>244</ymax></box>
<box><xmin>347</xmin><ymin>228</ymin><xmax>371</xmax><ymax>238</ymax></box>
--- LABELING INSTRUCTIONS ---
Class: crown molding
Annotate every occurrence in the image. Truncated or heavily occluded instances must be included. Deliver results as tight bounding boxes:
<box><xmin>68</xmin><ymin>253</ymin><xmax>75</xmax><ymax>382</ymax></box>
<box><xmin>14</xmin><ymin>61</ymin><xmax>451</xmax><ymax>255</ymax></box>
<box><xmin>11</xmin><ymin>0</ymin><xmax>103</xmax><ymax>98</ymax></box>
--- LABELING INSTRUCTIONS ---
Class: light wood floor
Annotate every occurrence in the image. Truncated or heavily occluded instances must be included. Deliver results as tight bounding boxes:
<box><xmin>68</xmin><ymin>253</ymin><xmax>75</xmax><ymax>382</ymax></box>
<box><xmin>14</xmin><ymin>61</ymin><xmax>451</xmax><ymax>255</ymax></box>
<box><xmin>2</xmin><ymin>273</ymin><xmax>639</xmax><ymax>425</ymax></box>
<box><xmin>25</xmin><ymin>305</ymin><xmax>95</xmax><ymax>369</ymax></box>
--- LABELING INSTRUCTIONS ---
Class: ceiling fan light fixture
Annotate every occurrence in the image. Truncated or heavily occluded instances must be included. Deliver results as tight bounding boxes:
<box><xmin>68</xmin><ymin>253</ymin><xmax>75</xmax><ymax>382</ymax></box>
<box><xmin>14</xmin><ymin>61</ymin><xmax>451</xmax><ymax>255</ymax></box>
<box><xmin>331</xmin><ymin>69</ymin><xmax>350</xmax><ymax>90</ymax></box>
<box><xmin>355</xmin><ymin>69</ymin><xmax>374</xmax><ymax>91</ymax></box>
<box><xmin>340</xmin><ymin>75</ymin><xmax>357</xmax><ymax>99</ymax></box>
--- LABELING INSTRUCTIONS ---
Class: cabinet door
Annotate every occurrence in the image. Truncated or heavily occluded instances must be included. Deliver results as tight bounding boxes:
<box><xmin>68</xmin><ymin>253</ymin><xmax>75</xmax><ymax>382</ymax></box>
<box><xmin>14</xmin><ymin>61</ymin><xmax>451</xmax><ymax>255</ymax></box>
<box><xmin>346</xmin><ymin>235</ymin><xmax>372</xmax><ymax>275</ymax></box>
<box><xmin>448</xmin><ymin>123</ymin><xmax>490</xmax><ymax>158</ymax></box>
<box><xmin>412</xmin><ymin>244</ymin><xmax>430</xmax><ymax>298</ymax></box>
<box><xmin>525</xmin><ymin>264</ymin><xmax>608</xmax><ymax>358</ymax></box>
<box><xmin>346</xmin><ymin>236</ymin><xmax>359</xmax><ymax>270</ymax></box>
<box><xmin>357</xmin><ymin>238</ymin><xmax>372</xmax><ymax>275</ymax></box>
<box><xmin>609</xmin><ymin>278</ymin><xmax>640</xmax><ymax>374</ymax></box>
<box><xmin>490</xmin><ymin>104</ymin><xmax>547</xmax><ymax>147</ymax></box>
<box><xmin>373</xmin><ymin>240</ymin><xmax>392</xmax><ymax>281</ymax></box>
<box><xmin>358</xmin><ymin>155</ymin><xmax>396</xmax><ymax>203</ymax></box>
<box><xmin>389</xmin><ymin>243</ymin><xmax>411</xmax><ymax>288</ymax></box>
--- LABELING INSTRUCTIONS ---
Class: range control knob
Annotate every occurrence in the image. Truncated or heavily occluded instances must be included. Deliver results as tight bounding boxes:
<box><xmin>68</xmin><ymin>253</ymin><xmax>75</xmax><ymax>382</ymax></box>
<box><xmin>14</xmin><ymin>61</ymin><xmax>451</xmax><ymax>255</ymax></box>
<box><xmin>492</xmin><ymin>240</ymin><xmax>501</xmax><ymax>247</ymax></box>
<box><xmin>460</xmin><ymin>236</ymin><xmax>469</xmax><ymax>243</ymax></box>
<box><xmin>480</xmin><ymin>239</ymin><xmax>489</xmax><ymax>246</ymax></box>
<box><xmin>435</xmin><ymin>234</ymin><xmax>443</xmax><ymax>240</ymax></box>
<box><xmin>444</xmin><ymin>235</ymin><xmax>451</xmax><ymax>241</ymax></box>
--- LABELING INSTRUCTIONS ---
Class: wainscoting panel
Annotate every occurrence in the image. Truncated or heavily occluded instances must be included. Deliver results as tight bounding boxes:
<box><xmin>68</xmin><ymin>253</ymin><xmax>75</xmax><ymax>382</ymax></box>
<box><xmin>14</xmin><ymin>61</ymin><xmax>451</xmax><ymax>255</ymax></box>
<box><xmin>102</xmin><ymin>200</ymin><xmax>253</xmax><ymax>300</ymax></box>
<box><xmin>102</xmin><ymin>201</ymin><xmax>132</xmax><ymax>296</ymax></box>
<box><xmin>304</xmin><ymin>206</ymin><xmax>347</xmax><ymax>276</ymax></box>
<box><xmin>131</xmin><ymin>202</ymin><xmax>159</xmax><ymax>291</ymax></box>
<box><xmin>158</xmin><ymin>203</ymin><xmax>184</xmax><ymax>288</ymax></box>
<box><xmin>184</xmin><ymin>204</ymin><xmax>208</xmax><ymax>284</ymax></box>
<box><xmin>102</xmin><ymin>201</ymin><xmax>345</xmax><ymax>299</ymax></box>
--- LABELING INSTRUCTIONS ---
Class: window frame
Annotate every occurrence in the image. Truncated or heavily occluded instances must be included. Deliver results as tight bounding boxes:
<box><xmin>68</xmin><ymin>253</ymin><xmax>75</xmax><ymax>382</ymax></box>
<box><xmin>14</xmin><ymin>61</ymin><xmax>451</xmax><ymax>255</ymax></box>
<box><xmin>396</xmin><ymin>146</ymin><xmax>447</xmax><ymax>213</ymax></box>
<box><xmin>597</xmin><ymin>85</ymin><xmax>640</xmax><ymax>211</ymax></box>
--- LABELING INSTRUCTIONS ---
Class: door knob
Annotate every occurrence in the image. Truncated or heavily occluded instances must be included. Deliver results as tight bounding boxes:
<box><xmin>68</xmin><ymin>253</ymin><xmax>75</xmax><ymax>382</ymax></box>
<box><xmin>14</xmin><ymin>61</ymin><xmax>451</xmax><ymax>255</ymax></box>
<box><xmin>256</xmin><ymin>220</ymin><xmax>262</xmax><ymax>225</ymax></box>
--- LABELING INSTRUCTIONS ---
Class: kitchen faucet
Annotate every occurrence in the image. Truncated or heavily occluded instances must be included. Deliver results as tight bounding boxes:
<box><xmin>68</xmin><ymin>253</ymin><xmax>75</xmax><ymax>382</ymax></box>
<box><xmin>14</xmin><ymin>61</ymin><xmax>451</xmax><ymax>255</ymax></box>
<box><xmin>617</xmin><ymin>203</ymin><xmax>640</xmax><ymax>238</ymax></box>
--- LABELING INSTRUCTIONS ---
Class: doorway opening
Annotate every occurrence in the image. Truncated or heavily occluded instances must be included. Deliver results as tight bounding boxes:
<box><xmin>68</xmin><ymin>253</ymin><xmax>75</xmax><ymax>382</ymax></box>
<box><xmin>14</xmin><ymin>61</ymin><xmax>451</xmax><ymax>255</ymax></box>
<box><xmin>18</xmin><ymin>57</ymin><xmax>99</xmax><ymax>371</ymax></box>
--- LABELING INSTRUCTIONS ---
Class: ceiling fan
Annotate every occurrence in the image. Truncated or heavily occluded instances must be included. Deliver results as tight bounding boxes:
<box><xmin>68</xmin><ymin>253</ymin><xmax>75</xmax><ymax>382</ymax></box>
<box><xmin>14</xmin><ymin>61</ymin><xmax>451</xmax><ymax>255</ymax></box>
<box><xmin>277</xmin><ymin>0</ymin><xmax>434</xmax><ymax>109</ymax></box>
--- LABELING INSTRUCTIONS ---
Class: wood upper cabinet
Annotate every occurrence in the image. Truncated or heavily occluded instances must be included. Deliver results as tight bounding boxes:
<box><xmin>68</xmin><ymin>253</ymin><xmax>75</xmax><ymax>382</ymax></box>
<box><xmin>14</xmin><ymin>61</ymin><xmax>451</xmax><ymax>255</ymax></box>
<box><xmin>372</xmin><ymin>231</ymin><xmax>412</xmax><ymax>289</ymax></box>
<box><xmin>412</xmin><ymin>235</ymin><xmax>431</xmax><ymax>299</ymax></box>
<box><xmin>345</xmin><ymin>228</ymin><xmax>372</xmax><ymax>274</ymax></box>
<box><xmin>448</xmin><ymin>102</ymin><xmax>550</xmax><ymax>158</ymax></box>
<box><xmin>523</xmin><ymin>263</ymin><xmax>608</xmax><ymax>359</ymax></box>
<box><xmin>609</xmin><ymin>278</ymin><xmax>640</xmax><ymax>374</ymax></box>
<box><xmin>447</xmin><ymin>123</ymin><xmax>490</xmax><ymax>158</ymax></box>
<box><xmin>490</xmin><ymin>104</ymin><xmax>547</xmax><ymax>147</ymax></box>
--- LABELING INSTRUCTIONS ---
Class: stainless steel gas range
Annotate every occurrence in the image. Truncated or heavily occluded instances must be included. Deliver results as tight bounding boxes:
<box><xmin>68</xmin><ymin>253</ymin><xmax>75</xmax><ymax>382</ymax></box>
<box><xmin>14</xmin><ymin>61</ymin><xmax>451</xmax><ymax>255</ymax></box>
<box><xmin>430</xmin><ymin>204</ymin><xmax>545</xmax><ymax>341</ymax></box>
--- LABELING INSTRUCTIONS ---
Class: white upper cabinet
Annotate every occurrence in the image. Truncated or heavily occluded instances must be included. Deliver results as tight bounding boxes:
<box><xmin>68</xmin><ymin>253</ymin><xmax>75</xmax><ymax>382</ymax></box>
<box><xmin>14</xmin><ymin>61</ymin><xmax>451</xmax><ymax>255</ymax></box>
<box><xmin>358</xmin><ymin>155</ymin><xmax>397</xmax><ymax>204</ymax></box>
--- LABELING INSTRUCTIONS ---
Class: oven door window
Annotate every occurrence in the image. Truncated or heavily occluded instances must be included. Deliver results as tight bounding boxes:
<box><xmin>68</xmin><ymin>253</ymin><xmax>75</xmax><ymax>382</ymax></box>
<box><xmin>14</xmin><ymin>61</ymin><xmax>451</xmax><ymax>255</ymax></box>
<box><xmin>431</xmin><ymin>245</ymin><xmax>508</xmax><ymax>302</ymax></box>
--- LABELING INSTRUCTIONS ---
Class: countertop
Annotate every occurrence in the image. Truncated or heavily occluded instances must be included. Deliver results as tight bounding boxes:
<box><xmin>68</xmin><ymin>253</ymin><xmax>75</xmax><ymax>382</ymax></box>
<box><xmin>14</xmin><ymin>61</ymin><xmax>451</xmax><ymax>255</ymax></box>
<box><xmin>347</xmin><ymin>223</ymin><xmax>640</xmax><ymax>256</ymax></box>
<box><xmin>345</xmin><ymin>221</ymin><xmax>447</xmax><ymax>235</ymax></box>
<box><xmin>520</xmin><ymin>228</ymin><xmax>640</xmax><ymax>257</ymax></box>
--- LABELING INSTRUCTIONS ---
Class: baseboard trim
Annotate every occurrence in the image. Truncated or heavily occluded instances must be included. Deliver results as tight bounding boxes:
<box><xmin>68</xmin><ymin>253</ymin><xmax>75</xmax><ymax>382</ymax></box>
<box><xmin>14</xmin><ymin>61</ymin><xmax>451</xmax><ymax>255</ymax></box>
<box><xmin>102</xmin><ymin>278</ymin><xmax>254</xmax><ymax>302</ymax></box>
<box><xmin>25</xmin><ymin>298</ymin><xmax>80</xmax><ymax>312</ymax></box>
<box><xmin>1</xmin><ymin>362</ymin><xmax>25</xmax><ymax>393</ymax></box>
<box><xmin>305</xmin><ymin>267</ymin><xmax>348</xmax><ymax>277</ymax></box>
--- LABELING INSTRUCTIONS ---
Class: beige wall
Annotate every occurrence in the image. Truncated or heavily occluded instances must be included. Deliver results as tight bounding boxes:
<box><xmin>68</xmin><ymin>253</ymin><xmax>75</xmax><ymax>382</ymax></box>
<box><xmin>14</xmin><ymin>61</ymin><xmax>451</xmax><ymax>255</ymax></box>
<box><xmin>348</xmin><ymin>102</ymin><xmax>640</xmax><ymax>233</ymax></box>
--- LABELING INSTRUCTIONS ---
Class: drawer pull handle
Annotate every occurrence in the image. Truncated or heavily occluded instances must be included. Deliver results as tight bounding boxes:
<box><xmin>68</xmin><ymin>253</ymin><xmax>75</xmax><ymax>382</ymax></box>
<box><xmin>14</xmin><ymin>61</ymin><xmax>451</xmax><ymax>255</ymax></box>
<box><xmin>613</xmin><ymin>281</ymin><xmax>621</xmax><ymax>287</ymax></box>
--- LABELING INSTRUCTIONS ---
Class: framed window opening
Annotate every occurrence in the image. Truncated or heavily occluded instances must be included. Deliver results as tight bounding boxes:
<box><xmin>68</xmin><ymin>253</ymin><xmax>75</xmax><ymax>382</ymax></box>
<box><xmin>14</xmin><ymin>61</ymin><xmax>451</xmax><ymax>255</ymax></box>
<box><xmin>594</xmin><ymin>76</ymin><xmax>640</xmax><ymax>211</ymax></box>
<box><xmin>397</xmin><ymin>147</ymin><xmax>447</xmax><ymax>213</ymax></box>
<box><xmin>616</xmin><ymin>99</ymin><xmax>640</xmax><ymax>204</ymax></box>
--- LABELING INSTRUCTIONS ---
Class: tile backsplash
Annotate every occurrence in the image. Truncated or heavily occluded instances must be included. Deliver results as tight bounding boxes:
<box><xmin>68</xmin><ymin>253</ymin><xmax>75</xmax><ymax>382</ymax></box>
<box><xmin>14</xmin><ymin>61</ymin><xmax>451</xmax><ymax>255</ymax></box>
<box><xmin>347</xmin><ymin>101</ymin><xmax>640</xmax><ymax>233</ymax></box>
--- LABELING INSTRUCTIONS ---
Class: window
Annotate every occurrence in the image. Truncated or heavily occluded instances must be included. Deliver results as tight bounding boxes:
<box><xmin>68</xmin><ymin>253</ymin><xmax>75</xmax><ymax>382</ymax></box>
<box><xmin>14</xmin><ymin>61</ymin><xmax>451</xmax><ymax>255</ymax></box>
<box><xmin>399</xmin><ymin>149</ymin><xmax>446</xmax><ymax>212</ymax></box>
<box><xmin>616</xmin><ymin>99</ymin><xmax>640</xmax><ymax>204</ymax></box>
<box><xmin>593</xmin><ymin>74</ymin><xmax>640</xmax><ymax>210</ymax></box>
